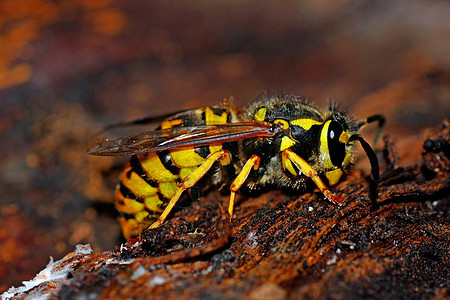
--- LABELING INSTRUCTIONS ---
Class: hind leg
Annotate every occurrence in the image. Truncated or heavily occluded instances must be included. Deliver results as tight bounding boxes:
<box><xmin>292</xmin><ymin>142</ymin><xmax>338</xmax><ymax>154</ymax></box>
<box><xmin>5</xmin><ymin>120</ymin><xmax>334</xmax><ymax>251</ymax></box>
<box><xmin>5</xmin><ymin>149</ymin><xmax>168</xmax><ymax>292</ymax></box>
<box><xmin>148</xmin><ymin>149</ymin><xmax>231</xmax><ymax>229</ymax></box>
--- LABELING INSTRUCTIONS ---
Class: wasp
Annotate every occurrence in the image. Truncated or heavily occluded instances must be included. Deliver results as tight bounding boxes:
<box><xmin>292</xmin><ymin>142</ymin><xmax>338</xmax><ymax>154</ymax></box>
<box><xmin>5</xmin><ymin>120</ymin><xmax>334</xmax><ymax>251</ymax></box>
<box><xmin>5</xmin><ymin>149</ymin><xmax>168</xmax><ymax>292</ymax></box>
<box><xmin>86</xmin><ymin>95</ymin><xmax>385</xmax><ymax>239</ymax></box>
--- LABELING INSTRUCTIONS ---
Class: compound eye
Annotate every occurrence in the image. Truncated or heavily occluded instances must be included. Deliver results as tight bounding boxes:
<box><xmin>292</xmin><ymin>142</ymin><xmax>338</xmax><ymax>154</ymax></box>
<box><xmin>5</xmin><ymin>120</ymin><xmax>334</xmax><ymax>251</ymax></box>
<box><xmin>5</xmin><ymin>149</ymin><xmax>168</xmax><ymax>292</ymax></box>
<box><xmin>328</xmin><ymin>121</ymin><xmax>346</xmax><ymax>167</ymax></box>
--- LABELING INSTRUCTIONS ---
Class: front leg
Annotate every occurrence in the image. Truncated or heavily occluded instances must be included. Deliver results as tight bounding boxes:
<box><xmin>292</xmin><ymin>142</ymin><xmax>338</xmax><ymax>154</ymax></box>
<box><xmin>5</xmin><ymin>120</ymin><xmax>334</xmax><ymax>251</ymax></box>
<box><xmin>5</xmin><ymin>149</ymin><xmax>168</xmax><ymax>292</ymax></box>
<box><xmin>282</xmin><ymin>149</ymin><xmax>344</xmax><ymax>205</ymax></box>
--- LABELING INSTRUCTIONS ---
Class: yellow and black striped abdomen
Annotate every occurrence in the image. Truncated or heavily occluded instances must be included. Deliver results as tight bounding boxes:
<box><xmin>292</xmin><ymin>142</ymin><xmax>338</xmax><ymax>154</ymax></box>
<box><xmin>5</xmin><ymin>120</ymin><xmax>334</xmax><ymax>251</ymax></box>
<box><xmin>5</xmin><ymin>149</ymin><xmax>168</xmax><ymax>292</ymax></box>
<box><xmin>116</xmin><ymin>106</ymin><xmax>234</xmax><ymax>239</ymax></box>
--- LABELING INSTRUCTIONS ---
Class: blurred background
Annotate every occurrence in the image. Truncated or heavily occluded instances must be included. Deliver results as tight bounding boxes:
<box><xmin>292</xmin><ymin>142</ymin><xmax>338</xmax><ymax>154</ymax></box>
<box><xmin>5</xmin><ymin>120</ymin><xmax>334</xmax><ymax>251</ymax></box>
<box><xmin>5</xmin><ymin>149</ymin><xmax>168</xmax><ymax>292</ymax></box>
<box><xmin>0</xmin><ymin>0</ymin><xmax>449</xmax><ymax>291</ymax></box>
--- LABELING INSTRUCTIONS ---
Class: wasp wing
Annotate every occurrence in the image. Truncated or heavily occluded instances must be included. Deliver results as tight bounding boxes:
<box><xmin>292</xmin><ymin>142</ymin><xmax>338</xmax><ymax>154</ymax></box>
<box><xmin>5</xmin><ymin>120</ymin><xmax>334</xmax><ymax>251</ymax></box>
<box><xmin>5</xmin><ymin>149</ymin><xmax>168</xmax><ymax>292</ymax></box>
<box><xmin>86</xmin><ymin>122</ymin><xmax>276</xmax><ymax>156</ymax></box>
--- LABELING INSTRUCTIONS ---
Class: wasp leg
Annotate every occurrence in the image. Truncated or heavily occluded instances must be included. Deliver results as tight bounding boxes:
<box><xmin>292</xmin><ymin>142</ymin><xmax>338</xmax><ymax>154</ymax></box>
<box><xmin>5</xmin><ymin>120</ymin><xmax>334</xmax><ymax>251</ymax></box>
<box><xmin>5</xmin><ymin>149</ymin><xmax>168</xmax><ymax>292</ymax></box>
<box><xmin>229</xmin><ymin>155</ymin><xmax>260</xmax><ymax>217</ymax></box>
<box><xmin>282</xmin><ymin>149</ymin><xmax>344</xmax><ymax>205</ymax></box>
<box><xmin>148</xmin><ymin>149</ymin><xmax>231</xmax><ymax>229</ymax></box>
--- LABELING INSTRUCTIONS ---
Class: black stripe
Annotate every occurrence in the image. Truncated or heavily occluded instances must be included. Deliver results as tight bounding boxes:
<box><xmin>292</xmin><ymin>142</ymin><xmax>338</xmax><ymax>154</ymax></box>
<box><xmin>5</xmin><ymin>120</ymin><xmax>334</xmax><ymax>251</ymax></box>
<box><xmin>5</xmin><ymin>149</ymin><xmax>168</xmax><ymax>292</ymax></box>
<box><xmin>208</xmin><ymin>106</ymin><xmax>226</xmax><ymax>116</ymax></box>
<box><xmin>201</xmin><ymin>110</ymin><xmax>206</xmax><ymax>124</ymax></box>
<box><xmin>130</xmin><ymin>156</ymin><xmax>159</xmax><ymax>187</ymax></box>
<box><xmin>157</xmin><ymin>192</ymin><xmax>165</xmax><ymax>201</ymax></box>
<box><xmin>157</xmin><ymin>150</ymin><xmax>180</xmax><ymax>175</ymax></box>
<box><xmin>195</xmin><ymin>145</ymin><xmax>211</xmax><ymax>159</ymax></box>
<box><xmin>157</xmin><ymin>192</ymin><xmax>172</xmax><ymax>204</ymax></box>
<box><xmin>119</xmin><ymin>183</ymin><xmax>144</xmax><ymax>203</ymax></box>
<box><xmin>120</xmin><ymin>212</ymin><xmax>136</xmax><ymax>220</ymax></box>
<box><xmin>222</xmin><ymin>141</ymin><xmax>239</xmax><ymax>157</ymax></box>
<box><xmin>125</xmin><ymin>169</ymin><xmax>132</xmax><ymax>179</ymax></box>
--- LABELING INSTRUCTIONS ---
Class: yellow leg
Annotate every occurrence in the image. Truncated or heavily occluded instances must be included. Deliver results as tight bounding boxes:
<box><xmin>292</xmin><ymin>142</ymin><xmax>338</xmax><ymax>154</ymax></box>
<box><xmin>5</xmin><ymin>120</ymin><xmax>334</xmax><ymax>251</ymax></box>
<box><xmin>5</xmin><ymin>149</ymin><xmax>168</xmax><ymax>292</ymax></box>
<box><xmin>229</xmin><ymin>155</ymin><xmax>260</xmax><ymax>217</ymax></box>
<box><xmin>148</xmin><ymin>149</ymin><xmax>231</xmax><ymax>229</ymax></box>
<box><xmin>283</xmin><ymin>149</ymin><xmax>344</xmax><ymax>205</ymax></box>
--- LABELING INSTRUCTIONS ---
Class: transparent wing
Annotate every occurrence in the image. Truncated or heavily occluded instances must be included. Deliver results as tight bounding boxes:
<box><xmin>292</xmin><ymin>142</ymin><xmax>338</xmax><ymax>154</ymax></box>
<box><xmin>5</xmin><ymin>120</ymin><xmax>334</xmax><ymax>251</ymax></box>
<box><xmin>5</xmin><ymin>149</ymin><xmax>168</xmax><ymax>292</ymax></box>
<box><xmin>85</xmin><ymin>122</ymin><xmax>276</xmax><ymax>156</ymax></box>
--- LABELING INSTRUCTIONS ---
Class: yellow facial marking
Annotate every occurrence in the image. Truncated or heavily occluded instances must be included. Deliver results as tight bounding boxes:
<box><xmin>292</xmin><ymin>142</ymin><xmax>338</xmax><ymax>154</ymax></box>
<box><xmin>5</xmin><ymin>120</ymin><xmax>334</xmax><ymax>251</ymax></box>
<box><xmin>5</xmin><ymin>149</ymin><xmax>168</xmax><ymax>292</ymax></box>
<box><xmin>319</xmin><ymin>120</ymin><xmax>334</xmax><ymax>169</ymax></box>
<box><xmin>280</xmin><ymin>136</ymin><xmax>296</xmax><ymax>152</ymax></box>
<box><xmin>274</xmin><ymin>119</ymin><xmax>289</xmax><ymax>129</ymax></box>
<box><xmin>170</xmin><ymin>148</ymin><xmax>205</xmax><ymax>167</ymax></box>
<box><xmin>161</xmin><ymin>119</ymin><xmax>183</xmax><ymax>130</ymax></box>
<box><xmin>325</xmin><ymin>169</ymin><xmax>343</xmax><ymax>186</ymax></box>
<box><xmin>254</xmin><ymin>107</ymin><xmax>267</xmax><ymax>121</ymax></box>
<box><xmin>339</xmin><ymin>131</ymin><xmax>350</xmax><ymax>143</ymax></box>
<box><xmin>291</xmin><ymin>118</ymin><xmax>323</xmax><ymax>130</ymax></box>
<box><xmin>140</xmin><ymin>153</ymin><xmax>179</xmax><ymax>182</ymax></box>
<box><xmin>205</xmin><ymin>107</ymin><xmax>227</xmax><ymax>125</ymax></box>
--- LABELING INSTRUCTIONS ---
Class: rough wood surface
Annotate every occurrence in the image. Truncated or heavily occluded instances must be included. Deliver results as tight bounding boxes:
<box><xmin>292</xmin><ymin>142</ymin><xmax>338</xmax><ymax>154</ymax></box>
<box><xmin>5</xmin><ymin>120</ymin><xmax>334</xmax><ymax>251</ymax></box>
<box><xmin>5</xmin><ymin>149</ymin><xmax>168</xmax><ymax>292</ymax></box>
<box><xmin>0</xmin><ymin>2</ymin><xmax>449</xmax><ymax>299</ymax></box>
